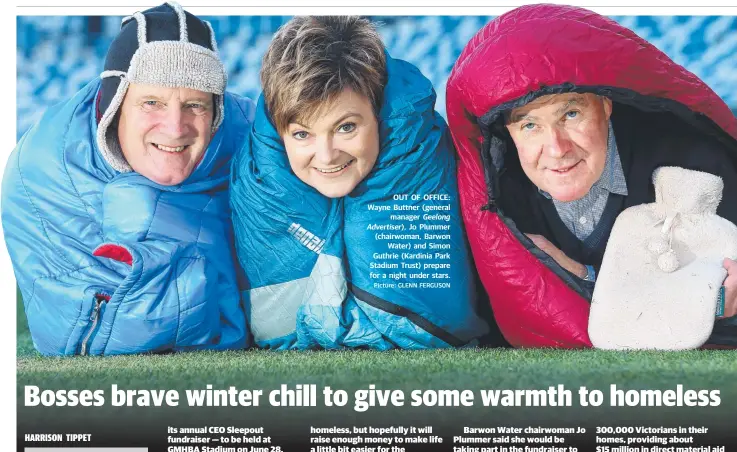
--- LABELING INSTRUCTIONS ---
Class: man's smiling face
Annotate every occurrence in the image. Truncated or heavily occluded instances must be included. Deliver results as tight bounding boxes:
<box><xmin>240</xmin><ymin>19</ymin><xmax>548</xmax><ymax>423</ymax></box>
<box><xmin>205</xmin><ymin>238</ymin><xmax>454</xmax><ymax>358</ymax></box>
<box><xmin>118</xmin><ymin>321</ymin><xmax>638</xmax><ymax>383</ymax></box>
<box><xmin>506</xmin><ymin>92</ymin><xmax>613</xmax><ymax>202</ymax></box>
<box><xmin>117</xmin><ymin>83</ymin><xmax>214</xmax><ymax>186</ymax></box>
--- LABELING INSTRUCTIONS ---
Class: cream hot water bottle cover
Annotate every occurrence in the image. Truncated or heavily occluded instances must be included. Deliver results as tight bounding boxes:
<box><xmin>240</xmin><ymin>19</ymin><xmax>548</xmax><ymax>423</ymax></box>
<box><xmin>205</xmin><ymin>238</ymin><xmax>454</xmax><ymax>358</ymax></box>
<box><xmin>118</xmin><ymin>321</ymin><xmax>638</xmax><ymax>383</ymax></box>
<box><xmin>589</xmin><ymin>166</ymin><xmax>737</xmax><ymax>350</ymax></box>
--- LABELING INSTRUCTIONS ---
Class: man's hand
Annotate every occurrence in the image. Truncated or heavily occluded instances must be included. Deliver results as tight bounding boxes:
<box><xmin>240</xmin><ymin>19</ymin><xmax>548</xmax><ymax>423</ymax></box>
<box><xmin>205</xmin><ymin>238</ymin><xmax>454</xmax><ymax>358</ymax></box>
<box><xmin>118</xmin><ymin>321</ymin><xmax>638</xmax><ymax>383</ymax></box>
<box><xmin>719</xmin><ymin>258</ymin><xmax>737</xmax><ymax>318</ymax></box>
<box><xmin>525</xmin><ymin>233</ymin><xmax>587</xmax><ymax>279</ymax></box>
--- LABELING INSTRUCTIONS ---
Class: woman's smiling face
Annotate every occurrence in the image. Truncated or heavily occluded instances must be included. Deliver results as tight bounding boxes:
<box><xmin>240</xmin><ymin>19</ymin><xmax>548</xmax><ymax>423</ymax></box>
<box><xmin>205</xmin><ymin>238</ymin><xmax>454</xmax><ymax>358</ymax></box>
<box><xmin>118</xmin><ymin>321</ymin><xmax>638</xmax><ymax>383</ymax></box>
<box><xmin>282</xmin><ymin>88</ymin><xmax>380</xmax><ymax>198</ymax></box>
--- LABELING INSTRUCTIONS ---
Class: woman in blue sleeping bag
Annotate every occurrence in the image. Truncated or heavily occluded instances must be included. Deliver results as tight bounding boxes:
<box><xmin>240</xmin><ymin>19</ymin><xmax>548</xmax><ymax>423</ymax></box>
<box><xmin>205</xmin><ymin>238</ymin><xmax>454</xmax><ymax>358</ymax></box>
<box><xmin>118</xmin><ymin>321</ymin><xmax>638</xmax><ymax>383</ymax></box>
<box><xmin>230</xmin><ymin>16</ymin><xmax>490</xmax><ymax>349</ymax></box>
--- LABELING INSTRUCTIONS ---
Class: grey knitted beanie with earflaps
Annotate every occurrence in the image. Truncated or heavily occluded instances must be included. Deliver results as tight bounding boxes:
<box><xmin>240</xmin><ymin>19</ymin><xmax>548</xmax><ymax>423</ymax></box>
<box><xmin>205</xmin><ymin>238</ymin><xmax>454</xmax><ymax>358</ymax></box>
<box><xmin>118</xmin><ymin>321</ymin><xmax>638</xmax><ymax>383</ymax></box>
<box><xmin>96</xmin><ymin>1</ymin><xmax>227</xmax><ymax>173</ymax></box>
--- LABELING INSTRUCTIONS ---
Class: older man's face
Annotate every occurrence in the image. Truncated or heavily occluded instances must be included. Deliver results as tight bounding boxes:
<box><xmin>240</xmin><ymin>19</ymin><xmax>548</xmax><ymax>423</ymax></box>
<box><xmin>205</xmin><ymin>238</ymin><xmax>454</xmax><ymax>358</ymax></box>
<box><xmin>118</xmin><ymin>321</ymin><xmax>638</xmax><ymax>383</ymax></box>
<box><xmin>506</xmin><ymin>93</ymin><xmax>612</xmax><ymax>202</ymax></box>
<box><xmin>118</xmin><ymin>83</ymin><xmax>214</xmax><ymax>186</ymax></box>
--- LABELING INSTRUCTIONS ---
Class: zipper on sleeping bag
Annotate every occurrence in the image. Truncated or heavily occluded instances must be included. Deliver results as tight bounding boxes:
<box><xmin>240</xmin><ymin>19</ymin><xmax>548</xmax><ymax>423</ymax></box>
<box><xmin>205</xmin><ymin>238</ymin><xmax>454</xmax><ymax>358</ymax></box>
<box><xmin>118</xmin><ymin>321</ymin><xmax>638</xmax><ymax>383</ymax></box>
<box><xmin>79</xmin><ymin>293</ymin><xmax>110</xmax><ymax>356</ymax></box>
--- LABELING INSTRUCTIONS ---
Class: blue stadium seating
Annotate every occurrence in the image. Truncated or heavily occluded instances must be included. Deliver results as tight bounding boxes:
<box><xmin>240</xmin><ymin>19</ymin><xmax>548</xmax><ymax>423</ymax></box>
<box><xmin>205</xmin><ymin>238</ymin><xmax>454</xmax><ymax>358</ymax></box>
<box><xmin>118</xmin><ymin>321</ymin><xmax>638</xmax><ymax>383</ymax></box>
<box><xmin>16</xmin><ymin>15</ymin><xmax>737</xmax><ymax>140</ymax></box>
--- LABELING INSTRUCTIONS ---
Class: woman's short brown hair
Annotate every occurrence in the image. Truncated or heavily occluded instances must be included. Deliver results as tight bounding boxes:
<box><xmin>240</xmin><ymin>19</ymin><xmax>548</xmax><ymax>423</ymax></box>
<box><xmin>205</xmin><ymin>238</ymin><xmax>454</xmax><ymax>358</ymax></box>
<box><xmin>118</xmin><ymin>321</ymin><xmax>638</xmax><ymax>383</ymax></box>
<box><xmin>260</xmin><ymin>16</ymin><xmax>387</xmax><ymax>133</ymax></box>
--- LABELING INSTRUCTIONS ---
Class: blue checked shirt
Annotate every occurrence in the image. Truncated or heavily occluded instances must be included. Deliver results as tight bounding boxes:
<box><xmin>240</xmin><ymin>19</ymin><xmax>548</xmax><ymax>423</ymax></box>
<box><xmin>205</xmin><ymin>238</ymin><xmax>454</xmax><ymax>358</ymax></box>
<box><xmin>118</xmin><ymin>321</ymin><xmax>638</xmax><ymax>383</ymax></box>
<box><xmin>539</xmin><ymin>121</ymin><xmax>628</xmax><ymax>240</ymax></box>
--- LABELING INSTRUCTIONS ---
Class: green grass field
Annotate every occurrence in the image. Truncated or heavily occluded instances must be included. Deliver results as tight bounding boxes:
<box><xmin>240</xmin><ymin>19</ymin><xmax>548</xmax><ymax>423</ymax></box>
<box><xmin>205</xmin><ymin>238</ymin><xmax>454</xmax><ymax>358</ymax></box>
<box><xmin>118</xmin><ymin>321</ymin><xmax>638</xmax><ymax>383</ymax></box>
<box><xmin>16</xmin><ymin>294</ymin><xmax>737</xmax><ymax>447</ymax></box>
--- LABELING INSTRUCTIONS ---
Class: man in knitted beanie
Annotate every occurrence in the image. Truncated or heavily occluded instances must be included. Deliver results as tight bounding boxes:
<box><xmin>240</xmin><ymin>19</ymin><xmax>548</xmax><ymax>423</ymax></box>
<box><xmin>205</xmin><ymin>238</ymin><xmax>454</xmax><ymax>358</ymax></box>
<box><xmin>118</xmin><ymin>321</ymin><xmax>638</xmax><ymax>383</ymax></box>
<box><xmin>97</xmin><ymin>2</ymin><xmax>228</xmax><ymax>185</ymax></box>
<box><xmin>2</xmin><ymin>2</ymin><xmax>254</xmax><ymax>355</ymax></box>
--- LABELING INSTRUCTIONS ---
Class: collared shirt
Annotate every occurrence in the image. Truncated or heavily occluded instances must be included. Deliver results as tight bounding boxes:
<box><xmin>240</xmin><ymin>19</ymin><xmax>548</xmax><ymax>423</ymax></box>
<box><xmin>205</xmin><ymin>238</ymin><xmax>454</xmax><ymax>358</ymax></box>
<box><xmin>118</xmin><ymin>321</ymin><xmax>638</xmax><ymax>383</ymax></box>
<box><xmin>539</xmin><ymin>121</ymin><xmax>628</xmax><ymax>240</ymax></box>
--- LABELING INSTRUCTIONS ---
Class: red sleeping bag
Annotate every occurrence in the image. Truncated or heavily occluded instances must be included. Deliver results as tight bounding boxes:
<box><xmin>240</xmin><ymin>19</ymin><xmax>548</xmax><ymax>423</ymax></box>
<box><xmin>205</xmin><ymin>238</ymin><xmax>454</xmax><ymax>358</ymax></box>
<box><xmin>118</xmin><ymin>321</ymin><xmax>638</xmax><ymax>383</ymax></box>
<box><xmin>445</xmin><ymin>4</ymin><xmax>737</xmax><ymax>348</ymax></box>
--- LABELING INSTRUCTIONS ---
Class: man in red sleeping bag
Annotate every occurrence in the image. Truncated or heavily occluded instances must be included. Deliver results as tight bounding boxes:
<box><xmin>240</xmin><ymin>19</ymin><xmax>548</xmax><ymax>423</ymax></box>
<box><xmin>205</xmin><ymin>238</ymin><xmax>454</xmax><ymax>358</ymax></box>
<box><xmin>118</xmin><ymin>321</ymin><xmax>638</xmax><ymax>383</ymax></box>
<box><xmin>445</xmin><ymin>4</ymin><xmax>737</xmax><ymax>348</ymax></box>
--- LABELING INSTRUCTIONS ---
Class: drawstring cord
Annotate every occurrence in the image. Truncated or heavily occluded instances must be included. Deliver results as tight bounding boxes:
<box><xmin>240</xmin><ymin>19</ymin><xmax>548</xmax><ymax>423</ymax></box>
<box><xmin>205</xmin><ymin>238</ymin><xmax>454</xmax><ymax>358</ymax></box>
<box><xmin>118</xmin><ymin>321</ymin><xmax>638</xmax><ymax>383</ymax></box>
<box><xmin>647</xmin><ymin>212</ymin><xmax>680</xmax><ymax>272</ymax></box>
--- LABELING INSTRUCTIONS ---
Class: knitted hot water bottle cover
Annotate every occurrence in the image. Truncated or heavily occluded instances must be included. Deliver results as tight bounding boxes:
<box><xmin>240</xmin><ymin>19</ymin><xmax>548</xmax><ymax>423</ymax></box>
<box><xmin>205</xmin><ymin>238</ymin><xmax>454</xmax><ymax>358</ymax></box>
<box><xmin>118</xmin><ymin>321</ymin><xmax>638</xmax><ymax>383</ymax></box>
<box><xmin>589</xmin><ymin>167</ymin><xmax>737</xmax><ymax>350</ymax></box>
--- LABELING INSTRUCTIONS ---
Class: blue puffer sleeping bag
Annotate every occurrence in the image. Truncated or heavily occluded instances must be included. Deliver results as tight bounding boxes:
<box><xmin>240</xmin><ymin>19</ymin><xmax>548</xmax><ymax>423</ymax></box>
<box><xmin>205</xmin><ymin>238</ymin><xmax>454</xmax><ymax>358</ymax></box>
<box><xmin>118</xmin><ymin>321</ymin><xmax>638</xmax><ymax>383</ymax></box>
<box><xmin>3</xmin><ymin>80</ymin><xmax>253</xmax><ymax>355</ymax></box>
<box><xmin>230</xmin><ymin>55</ymin><xmax>489</xmax><ymax>349</ymax></box>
